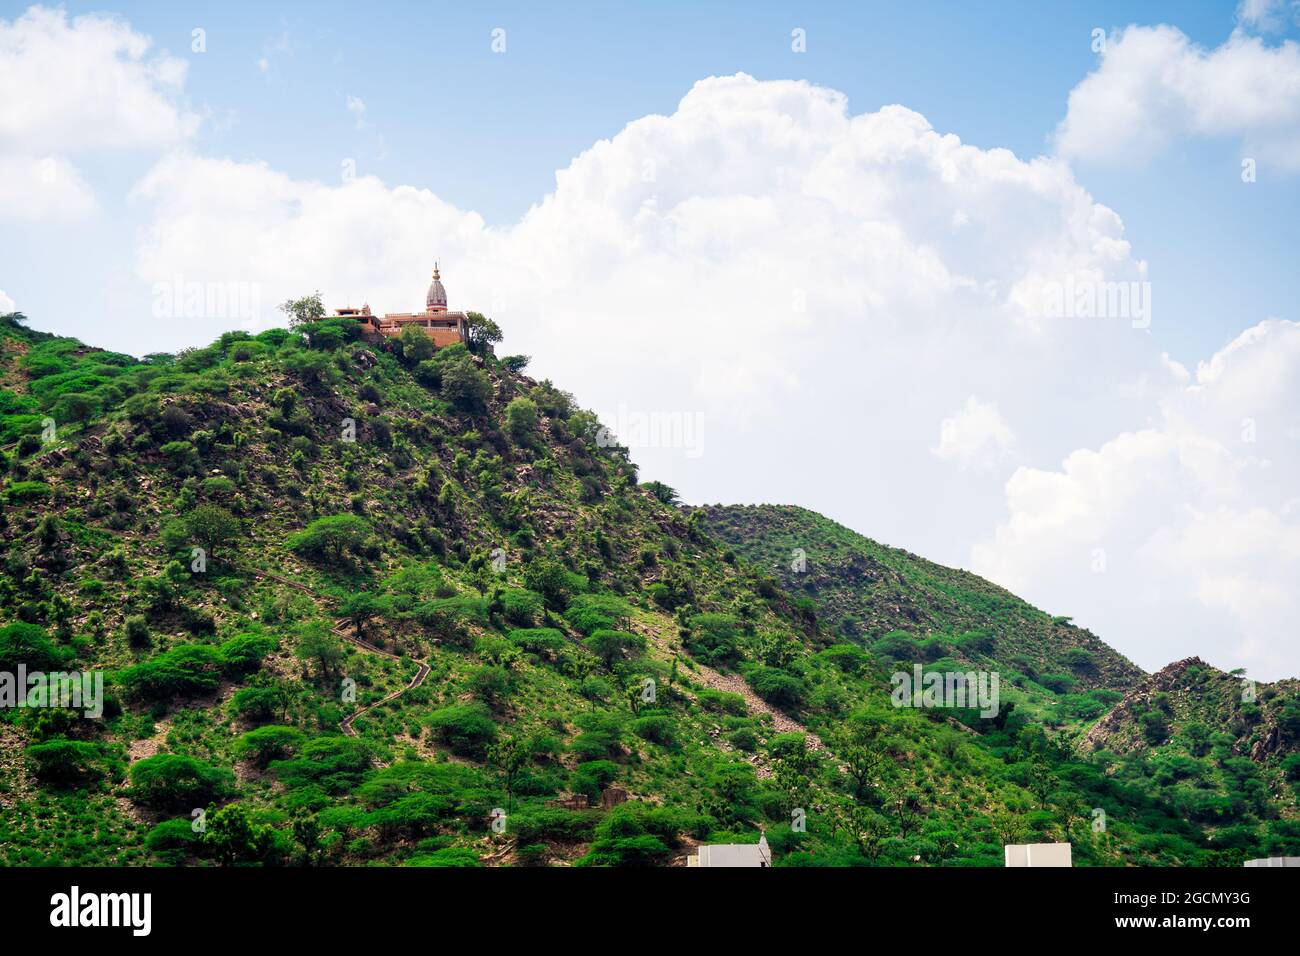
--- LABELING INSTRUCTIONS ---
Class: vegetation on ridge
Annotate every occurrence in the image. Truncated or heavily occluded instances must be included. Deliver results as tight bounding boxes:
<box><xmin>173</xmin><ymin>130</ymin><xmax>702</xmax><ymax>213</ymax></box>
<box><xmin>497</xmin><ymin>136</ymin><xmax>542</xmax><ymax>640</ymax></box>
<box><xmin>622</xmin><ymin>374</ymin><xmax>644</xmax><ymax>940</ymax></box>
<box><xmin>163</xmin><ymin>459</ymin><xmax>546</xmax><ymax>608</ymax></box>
<box><xmin>1</xmin><ymin>309</ymin><xmax>1297</xmax><ymax>867</ymax></box>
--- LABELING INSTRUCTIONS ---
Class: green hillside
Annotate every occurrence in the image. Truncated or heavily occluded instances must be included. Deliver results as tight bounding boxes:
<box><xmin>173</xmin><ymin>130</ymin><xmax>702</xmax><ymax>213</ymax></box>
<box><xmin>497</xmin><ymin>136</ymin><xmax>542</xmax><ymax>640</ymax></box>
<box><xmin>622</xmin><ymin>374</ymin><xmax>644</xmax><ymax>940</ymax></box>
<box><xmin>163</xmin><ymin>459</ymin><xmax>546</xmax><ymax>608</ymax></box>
<box><xmin>1</xmin><ymin>311</ymin><xmax>1297</xmax><ymax>867</ymax></box>
<box><xmin>698</xmin><ymin>504</ymin><xmax>1144</xmax><ymax>724</ymax></box>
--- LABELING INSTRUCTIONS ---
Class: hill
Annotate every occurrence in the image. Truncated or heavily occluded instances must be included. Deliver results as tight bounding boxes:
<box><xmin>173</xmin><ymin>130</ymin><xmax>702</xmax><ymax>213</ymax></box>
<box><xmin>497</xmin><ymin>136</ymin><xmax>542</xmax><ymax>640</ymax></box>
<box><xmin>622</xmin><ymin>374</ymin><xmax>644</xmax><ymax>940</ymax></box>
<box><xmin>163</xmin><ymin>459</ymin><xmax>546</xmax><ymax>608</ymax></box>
<box><xmin>1079</xmin><ymin>657</ymin><xmax>1300</xmax><ymax>830</ymax></box>
<box><xmin>698</xmin><ymin>504</ymin><xmax>1143</xmax><ymax>724</ymax></box>
<box><xmin>1</xmin><ymin>311</ymin><xmax>1297</xmax><ymax>867</ymax></box>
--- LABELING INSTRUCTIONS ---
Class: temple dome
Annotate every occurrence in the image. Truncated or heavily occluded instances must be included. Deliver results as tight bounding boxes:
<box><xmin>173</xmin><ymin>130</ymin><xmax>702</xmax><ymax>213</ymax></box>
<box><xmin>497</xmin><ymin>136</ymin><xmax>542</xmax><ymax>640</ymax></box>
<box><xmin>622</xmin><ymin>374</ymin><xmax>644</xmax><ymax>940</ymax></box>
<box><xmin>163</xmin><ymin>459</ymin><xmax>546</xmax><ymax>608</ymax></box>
<box><xmin>426</xmin><ymin>265</ymin><xmax>447</xmax><ymax>312</ymax></box>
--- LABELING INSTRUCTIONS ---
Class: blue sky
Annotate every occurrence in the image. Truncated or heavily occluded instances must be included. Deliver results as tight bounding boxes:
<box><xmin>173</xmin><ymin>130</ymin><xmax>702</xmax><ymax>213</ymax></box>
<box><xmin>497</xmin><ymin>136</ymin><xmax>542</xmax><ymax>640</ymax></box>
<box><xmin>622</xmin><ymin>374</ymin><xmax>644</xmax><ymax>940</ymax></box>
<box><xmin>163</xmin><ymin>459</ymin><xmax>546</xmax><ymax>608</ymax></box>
<box><xmin>4</xmin><ymin>1</ymin><xmax>1300</xmax><ymax>678</ymax></box>
<box><xmin>6</xmin><ymin>0</ymin><xmax>1298</xmax><ymax>363</ymax></box>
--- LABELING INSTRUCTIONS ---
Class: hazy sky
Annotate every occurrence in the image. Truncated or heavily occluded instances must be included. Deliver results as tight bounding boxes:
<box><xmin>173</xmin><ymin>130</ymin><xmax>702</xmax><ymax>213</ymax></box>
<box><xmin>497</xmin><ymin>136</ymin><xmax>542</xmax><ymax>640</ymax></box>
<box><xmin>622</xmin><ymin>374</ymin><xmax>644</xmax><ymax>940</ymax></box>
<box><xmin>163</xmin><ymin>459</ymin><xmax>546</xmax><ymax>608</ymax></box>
<box><xmin>3</xmin><ymin>1</ymin><xmax>1299</xmax><ymax>679</ymax></box>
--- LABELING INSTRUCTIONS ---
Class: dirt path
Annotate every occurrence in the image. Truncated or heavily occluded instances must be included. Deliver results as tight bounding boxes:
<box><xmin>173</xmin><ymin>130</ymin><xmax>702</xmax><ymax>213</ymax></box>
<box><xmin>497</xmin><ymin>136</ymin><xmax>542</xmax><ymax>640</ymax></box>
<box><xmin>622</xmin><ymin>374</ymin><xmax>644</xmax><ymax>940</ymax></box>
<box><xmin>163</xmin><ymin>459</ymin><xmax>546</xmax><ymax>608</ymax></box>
<box><xmin>629</xmin><ymin>615</ymin><xmax>827</xmax><ymax>754</ymax></box>
<box><xmin>335</xmin><ymin>617</ymin><xmax>432</xmax><ymax>738</ymax></box>
<box><xmin>688</xmin><ymin>663</ymin><xmax>826</xmax><ymax>753</ymax></box>
<box><xmin>242</xmin><ymin>567</ymin><xmax>432</xmax><ymax>742</ymax></box>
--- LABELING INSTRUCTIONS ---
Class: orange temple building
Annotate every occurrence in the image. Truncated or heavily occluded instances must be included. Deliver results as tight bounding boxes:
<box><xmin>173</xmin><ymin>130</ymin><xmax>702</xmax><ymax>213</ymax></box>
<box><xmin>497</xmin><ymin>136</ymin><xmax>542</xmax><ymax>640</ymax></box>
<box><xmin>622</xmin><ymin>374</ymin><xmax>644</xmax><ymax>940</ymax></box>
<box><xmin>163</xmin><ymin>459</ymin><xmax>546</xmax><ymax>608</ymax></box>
<box><xmin>336</xmin><ymin>264</ymin><xmax>469</xmax><ymax>347</ymax></box>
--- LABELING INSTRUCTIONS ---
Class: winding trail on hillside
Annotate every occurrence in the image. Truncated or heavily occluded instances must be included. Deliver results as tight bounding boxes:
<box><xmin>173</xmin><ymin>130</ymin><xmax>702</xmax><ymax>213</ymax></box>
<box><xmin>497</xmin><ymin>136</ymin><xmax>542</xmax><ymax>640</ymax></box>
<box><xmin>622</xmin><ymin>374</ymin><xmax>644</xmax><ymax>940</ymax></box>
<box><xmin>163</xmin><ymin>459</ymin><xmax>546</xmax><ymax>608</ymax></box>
<box><xmin>242</xmin><ymin>567</ymin><xmax>431</xmax><ymax>740</ymax></box>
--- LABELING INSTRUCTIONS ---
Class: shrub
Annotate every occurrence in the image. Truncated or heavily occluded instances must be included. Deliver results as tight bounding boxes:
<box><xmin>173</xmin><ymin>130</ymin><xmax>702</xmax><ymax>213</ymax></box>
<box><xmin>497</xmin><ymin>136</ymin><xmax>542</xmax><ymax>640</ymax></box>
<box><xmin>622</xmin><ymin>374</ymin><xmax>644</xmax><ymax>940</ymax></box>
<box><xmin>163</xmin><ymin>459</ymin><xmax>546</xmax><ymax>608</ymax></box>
<box><xmin>564</xmin><ymin>593</ymin><xmax>632</xmax><ymax>635</ymax></box>
<box><xmin>872</xmin><ymin>631</ymin><xmax>921</xmax><ymax>662</ymax></box>
<box><xmin>439</xmin><ymin>358</ymin><xmax>491</xmax><ymax>412</ymax></box>
<box><xmin>231</xmin><ymin>685</ymin><xmax>288</xmax><ymax>723</ymax></box>
<box><xmin>119</xmin><ymin>644</ymin><xmax>222</xmax><ymax>700</ymax></box>
<box><xmin>128</xmin><ymin>754</ymin><xmax>235</xmax><ymax>811</ymax></box>
<box><xmin>508</xmin><ymin>627</ymin><xmax>567</xmax><ymax>659</ymax></box>
<box><xmin>498</xmin><ymin>588</ymin><xmax>544</xmax><ymax>627</ymax></box>
<box><xmin>286</xmin><ymin>514</ymin><xmax>372</xmax><ymax>566</ymax></box>
<box><xmin>426</xmin><ymin>703</ymin><xmax>498</xmax><ymax>759</ymax></box>
<box><xmin>25</xmin><ymin>739</ymin><xmax>113</xmax><ymax>786</ymax></box>
<box><xmin>144</xmin><ymin>818</ymin><xmax>200</xmax><ymax>863</ymax></box>
<box><xmin>525</xmin><ymin>558</ymin><xmax>575</xmax><ymax>612</ymax></box>
<box><xmin>684</xmin><ymin>613</ymin><xmax>743</xmax><ymax>667</ymax></box>
<box><xmin>570</xmin><ymin>712</ymin><xmax>625</xmax><ymax>761</ymax></box>
<box><xmin>406</xmin><ymin>847</ymin><xmax>481</xmax><ymax>867</ymax></box>
<box><xmin>632</xmin><ymin>714</ymin><xmax>675</xmax><ymax>747</ymax></box>
<box><xmin>269</xmin><ymin>737</ymin><xmax>373</xmax><ymax>793</ymax></box>
<box><xmin>571</xmin><ymin>760</ymin><xmax>620</xmax><ymax>799</ymax></box>
<box><xmin>398</xmin><ymin>323</ymin><xmax>435</xmax><ymax>363</ymax></box>
<box><xmin>506</xmin><ymin>397</ymin><xmax>540</xmax><ymax>443</ymax></box>
<box><xmin>509</xmin><ymin>808</ymin><xmax>601</xmax><ymax>844</ymax></box>
<box><xmin>217</xmin><ymin>633</ymin><xmax>278</xmax><ymax>677</ymax></box>
<box><xmin>1039</xmin><ymin>673</ymin><xmax>1078</xmax><ymax>694</ymax></box>
<box><xmin>696</xmin><ymin>689</ymin><xmax>748</xmax><ymax>717</ymax></box>
<box><xmin>585</xmin><ymin>630</ymin><xmax>645</xmax><ymax>670</ymax></box>
<box><xmin>816</xmin><ymin>644</ymin><xmax>871</xmax><ymax>674</ymax></box>
<box><xmin>1064</xmin><ymin>648</ymin><xmax>1095</xmax><ymax>671</ymax></box>
<box><xmin>577</xmin><ymin>803</ymin><xmax>692</xmax><ymax>867</ymax></box>
<box><xmin>4</xmin><ymin>481</ymin><xmax>52</xmax><ymax>504</ymax></box>
<box><xmin>51</xmin><ymin>392</ymin><xmax>100</xmax><ymax>424</ymax></box>
<box><xmin>0</xmin><ymin>622</ymin><xmax>65</xmax><ymax>671</ymax></box>
<box><xmin>728</xmin><ymin>728</ymin><xmax>759</xmax><ymax>752</ymax></box>
<box><xmin>235</xmin><ymin>726</ymin><xmax>307</xmax><ymax>767</ymax></box>
<box><xmin>768</xmin><ymin>732</ymin><xmax>808</xmax><ymax>758</ymax></box>
<box><xmin>466</xmin><ymin>665</ymin><xmax>514</xmax><ymax>707</ymax></box>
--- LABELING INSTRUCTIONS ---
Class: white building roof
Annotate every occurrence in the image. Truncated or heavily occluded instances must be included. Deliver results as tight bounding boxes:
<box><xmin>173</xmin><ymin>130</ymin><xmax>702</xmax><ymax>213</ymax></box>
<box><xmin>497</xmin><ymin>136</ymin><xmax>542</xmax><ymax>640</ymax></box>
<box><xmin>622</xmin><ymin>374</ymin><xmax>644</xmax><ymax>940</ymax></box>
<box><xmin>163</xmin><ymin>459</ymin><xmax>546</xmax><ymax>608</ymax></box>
<box><xmin>696</xmin><ymin>836</ymin><xmax>772</xmax><ymax>867</ymax></box>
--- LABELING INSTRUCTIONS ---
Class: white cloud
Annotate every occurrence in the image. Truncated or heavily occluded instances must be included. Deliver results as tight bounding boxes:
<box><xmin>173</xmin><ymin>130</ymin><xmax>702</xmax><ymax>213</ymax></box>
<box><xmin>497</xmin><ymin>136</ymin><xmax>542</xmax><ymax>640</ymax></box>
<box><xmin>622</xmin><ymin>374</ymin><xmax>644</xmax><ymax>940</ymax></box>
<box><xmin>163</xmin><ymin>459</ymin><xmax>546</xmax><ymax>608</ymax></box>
<box><xmin>0</xmin><ymin>155</ymin><xmax>96</xmax><ymax>218</ymax></box>
<box><xmin>933</xmin><ymin>397</ymin><xmax>1016</xmax><ymax>470</ymax></box>
<box><xmin>0</xmin><ymin>288</ymin><xmax>14</xmax><ymax>312</ymax></box>
<box><xmin>0</xmin><ymin>5</ymin><xmax>194</xmax><ymax>220</ymax></box>
<box><xmin>0</xmin><ymin>5</ymin><xmax>195</xmax><ymax>153</ymax></box>
<box><xmin>122</xmin><ymin>72</ymin><xmax>1300</xmax><ymax>678</ymax></box>
<box><xmin>1236</xmin><ymin>0</ymin><xmax>1300</xmax><ymax>32</ymax></box>
<box><xmin>1056</xmin><ymin>25</ymin><xmax>1300</xmax><ymax>169</ymax></box>
<box><xmin>974</xmin><ymin>320</ymin><xmax>1300</xmax><ymax>679</ymax></box>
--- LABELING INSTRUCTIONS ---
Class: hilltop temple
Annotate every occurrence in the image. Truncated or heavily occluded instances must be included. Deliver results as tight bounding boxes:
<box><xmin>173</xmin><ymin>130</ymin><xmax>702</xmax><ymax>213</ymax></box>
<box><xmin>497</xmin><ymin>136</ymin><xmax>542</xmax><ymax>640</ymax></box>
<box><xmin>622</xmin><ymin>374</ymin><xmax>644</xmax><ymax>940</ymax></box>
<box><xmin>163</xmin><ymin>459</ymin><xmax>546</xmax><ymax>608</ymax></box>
<box><xmin>335</xmin><ymin>264</ymin><xmax>469</xmax><ymax>347</ymax></box>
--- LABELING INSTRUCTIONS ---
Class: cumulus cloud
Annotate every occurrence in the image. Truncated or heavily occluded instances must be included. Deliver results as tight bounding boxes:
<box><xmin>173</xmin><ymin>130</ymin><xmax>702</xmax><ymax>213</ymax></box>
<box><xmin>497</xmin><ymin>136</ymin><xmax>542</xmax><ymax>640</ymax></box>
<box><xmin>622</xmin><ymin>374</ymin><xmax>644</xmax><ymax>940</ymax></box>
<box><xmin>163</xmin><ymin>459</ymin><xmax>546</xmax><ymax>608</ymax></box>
<box><xmin>122</xmin><ymin>72</ymin><xmax>1299</xmax><ymax>678</ymax></box>
<box><xmin>0</xmin><ymin>287</ymin><xmax>14</xmax><ymax>312</ymax></box>
<box><xmin>0</xmin><ymin>5</ymin><xmax>195</xmax><ymax>220</ymax></box>
<box><xmin>974</xmin><ymin>320</ymin><xmax>1300</xmax><ymax>679</ymax></box>
<box><xmin>0</xmin><ymin>5</ymin><xmax>195</xmax><ymax>153</ymax></box>
<box><xmin>1236</xmin><ymin>0</ymin><xmax>1300</xmax><ymax>32</ymax></box>
<box><xmin>933</xmin><ymin>397</ymin><xmax>1016</xmax><ymax>470</ymax></box>
<box><xmin>1056</xmin><ymin>25</ymin><xmax>1300</xmax><ymax>169</ymax></box>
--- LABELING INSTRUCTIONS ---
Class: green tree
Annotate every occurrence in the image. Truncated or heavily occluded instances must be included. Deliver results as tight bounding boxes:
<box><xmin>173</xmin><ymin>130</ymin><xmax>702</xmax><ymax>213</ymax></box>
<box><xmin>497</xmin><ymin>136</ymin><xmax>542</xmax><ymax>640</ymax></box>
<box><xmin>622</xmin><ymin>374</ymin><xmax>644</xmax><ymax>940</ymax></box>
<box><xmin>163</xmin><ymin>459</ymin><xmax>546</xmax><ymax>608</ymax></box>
<box><xmin>50</xmin><ymin>392</ymin><xmax>99</xmax><ymax>425</ymax></box>
<box><xmin>835</xmin><ymin>711</ymin><xmax>889</xmax><ymax>803</ymax></box>
<box><xmin>235</xmin><ymin>725</ymin><xmax>307</xmax><ymax>768</ymax></box>
<box><xmin>202</xmin><ymin>803</ymin><xmax>278</xmax><ymax>866</ymax></box>
<box><xmin>278</xmin><ymin>291</ymin><xmax>325</xmax><ymax>329</ymax></box>
<box><xmin>585</xmin><ymin>629</ymin><xmax>645</xmax><ymax>670</ymax></box>
<box><xmin>440</xmin><ymin>358</ymin><xmax>492</xmax><ymax>412</ymax></box>
<box><xmin>162</xmin><ymin>504</ymin><xmax>240</xmax><ymax>564</ymax></box>
<box><xmin>286</xmin><ymin>514</ymin><xmax>372</xmax><ymax>565</ymax></box>
<box><xmin>464</xmin><ymin>311</ymin><xmax>503</xmax><ymax>354</ymax></box>
<box><xmin>487</xmin><ymin>734</ymin><xmax>532</xmax><ymax>812</ymax></box>
<box><xmin>400</xmin><ymin>323</ymin><xmax>435</xmax><ymax>363</ymax></box>
<box><xmin>128</xmin><ymin>754</ymin><xmax>234</xmax><ymax>811</ymax></box>
<box><xmin>292</xmin><ymin>811</ymin><xmax>322</xmax><ymax>865</ymax></box>
<box><xmin>505</xmin><ymin>396</ymin><xmax>540</xmax><ymax>443</ymax></box>
<box><xmin>295</xmin><ymin>621</ymin><xmax>345</xmax><ymax>679</ymax></box>
<box><xmin>25</xmin><ymin>739</ymin><xmax>110</xmax><ymax>786</ymax></box>
<box><xmin>338</xmin><ymin>590</ymin><xmax>386</xmax><ymax>640</ymax></box>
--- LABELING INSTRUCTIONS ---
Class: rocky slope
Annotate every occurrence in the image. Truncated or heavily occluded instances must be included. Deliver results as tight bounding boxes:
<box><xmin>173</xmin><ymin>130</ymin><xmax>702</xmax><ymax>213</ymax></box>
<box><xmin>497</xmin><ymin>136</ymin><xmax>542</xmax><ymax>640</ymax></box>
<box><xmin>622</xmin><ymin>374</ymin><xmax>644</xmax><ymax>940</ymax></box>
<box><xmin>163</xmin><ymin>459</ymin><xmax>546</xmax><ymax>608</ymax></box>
<box><xmin>0</xmin><ymin>311</ymin><xmax>1296</xmax><ymax>866</ymax></box>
